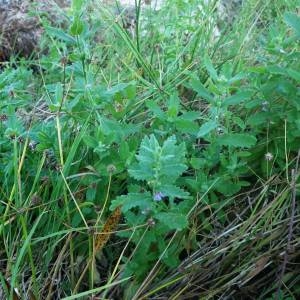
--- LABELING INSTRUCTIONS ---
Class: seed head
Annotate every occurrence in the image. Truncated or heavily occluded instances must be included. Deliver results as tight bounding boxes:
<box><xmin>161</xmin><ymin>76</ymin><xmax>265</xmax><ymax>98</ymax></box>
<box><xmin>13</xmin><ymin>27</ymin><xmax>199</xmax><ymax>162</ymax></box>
<box><xmin>107</xmin><ymin>164</ymin><xmax>116</xmax><ymax>174</ymax></box>
<box><xmin>147</xmin><ymin>218</ymin><xmax>156</xmax><ymax>227</ymax></box>
<box><xmin>265</xmin><ymin>152</ymin><xmax>273</xmax><ymax>161</ymax></box>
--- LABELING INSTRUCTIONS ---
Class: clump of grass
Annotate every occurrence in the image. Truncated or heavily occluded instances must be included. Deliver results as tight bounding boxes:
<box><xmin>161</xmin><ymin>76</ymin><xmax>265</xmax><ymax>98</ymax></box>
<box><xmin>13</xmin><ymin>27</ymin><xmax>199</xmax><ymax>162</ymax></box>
<box><xmin>136</xmin><ymin>168</ymin><xmax>300</xmax><ymax>299</ymax></box>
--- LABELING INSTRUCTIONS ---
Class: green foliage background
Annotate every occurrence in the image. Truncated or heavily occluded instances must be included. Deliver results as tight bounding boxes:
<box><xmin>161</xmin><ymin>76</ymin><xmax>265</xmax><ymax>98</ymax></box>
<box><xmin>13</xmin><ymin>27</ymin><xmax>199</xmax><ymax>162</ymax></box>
<box><xmin>0</xmin><ymin>0</ymin><xmax>299</xmax><ymax>299</ymax></box>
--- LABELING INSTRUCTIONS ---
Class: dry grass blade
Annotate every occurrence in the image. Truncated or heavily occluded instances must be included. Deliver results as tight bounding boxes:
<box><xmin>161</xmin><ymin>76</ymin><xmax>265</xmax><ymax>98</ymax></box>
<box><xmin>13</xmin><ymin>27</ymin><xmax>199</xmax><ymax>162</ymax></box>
<box><xmin>0</xmin><ymin>277</ymin><xmax>20</xmax><ymax>300</ymax></box>
<box><xmin>44</xmin><ymin>233</ymin><xmax>72</xmax><ymax>300</ymax></box>
<box><xmin>139</xmin><ymin>177</ymin><xmax>300</xmax><ymax>299</ymax></box>
<box><xmin>276</xmin><ymin>149</ymin><xmax>300</xmax><ymax>297</ymax></box>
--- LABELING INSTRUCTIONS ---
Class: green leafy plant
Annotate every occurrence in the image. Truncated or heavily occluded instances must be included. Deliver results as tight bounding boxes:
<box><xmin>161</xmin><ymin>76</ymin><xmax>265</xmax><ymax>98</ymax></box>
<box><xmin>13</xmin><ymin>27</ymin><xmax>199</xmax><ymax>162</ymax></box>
<box><xmin>110</xmin><ymin>134</ymin><xmax>191</xmax><ymax>280</ymax></box>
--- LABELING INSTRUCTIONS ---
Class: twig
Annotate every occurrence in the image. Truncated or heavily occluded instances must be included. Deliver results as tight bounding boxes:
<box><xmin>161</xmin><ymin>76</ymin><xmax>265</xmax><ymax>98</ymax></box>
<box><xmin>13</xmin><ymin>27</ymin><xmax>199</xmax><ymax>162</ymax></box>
<box><xmin>45</xmin><ymin>233</ymin><xmax>72</xmax><ymax>300</ymax></box>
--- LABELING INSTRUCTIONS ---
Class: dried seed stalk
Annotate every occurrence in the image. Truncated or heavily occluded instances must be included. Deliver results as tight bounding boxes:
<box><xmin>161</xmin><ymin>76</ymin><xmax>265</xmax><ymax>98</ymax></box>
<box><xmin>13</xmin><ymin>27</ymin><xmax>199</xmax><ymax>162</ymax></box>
<box><xmin>95</xmin><ymin>206</ymin><xmax>122</xmax><ymax>253</ymax></box>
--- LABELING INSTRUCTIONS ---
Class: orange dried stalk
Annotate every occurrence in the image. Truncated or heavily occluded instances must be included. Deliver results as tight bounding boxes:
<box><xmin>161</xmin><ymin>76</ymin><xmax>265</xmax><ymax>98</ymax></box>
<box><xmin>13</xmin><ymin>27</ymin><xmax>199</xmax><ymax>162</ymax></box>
<box><xmin>94</xmin><ymin>206</ymin><xmax>122</xmax><ymax>253</ymax></box>
<box><xmin>73</xmin><ymin>207</ymin><xmax>122</xmax><ymax>292</ymax></box>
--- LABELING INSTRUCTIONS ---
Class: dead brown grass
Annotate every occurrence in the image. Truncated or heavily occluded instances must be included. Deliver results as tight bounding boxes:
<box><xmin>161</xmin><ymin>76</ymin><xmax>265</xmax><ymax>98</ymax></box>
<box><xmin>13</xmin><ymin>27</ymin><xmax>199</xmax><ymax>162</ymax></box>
<box><xmin>0</xmin><ymin>0</ymin><xmax>69</xmax><ymax>62</ymax></box>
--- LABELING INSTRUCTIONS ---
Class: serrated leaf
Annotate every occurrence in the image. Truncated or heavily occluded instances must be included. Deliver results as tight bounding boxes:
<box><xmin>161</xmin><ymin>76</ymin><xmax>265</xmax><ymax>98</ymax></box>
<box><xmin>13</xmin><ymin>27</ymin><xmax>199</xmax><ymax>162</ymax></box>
<box><xmin>190</xmin><ymin>77</ymin><xmax>213</xmax><ymax>101</ymax></box>
<box><xmin>86</xmin><ymin>188</ymin><xmax>96</xmax><ymax>201</ymax></box>
<box><xmin>247</xmin><ymin>112</ymin><xmax>269</xmax><ymax>126</ymax></box>
<box><xmin>128</xmin><ymin>163</ymin><xmax>154</xmax><ymax>181</ymax></box>
<box><xmin>83</xmin><ymin>135</ymin><xmax>98</xmax><ymax>148</ymax></box>
<box><xmin>190</xmin><ymin>157</ymin><xmax>206</xmax><ymax>169</ymax></box>
<box><xmin>218</xmin><ymin>133</ymin><xmax>257</xmax><ymax>148</ymax></box>
<box><xmin>155</xmin><ymin>212</ymin><xmax>188</xmax><ymax>230</ymax></box>
<box><xmin>106</xmin><ymin>82</ymin><xmax>135</xmax><ymax>97</ymax></box>
<box><xmin>227</xmin><ymin>72</ymin><xmax>249</xmax><ymax>84</ymax></box>
<box><xmin>222</xmin><ymin>91</ymin><xmax>252</xmax><ymax>107</ymax></box>
<box><xmin>197</xmin><ymin>120</ymin><xmax>218</xmax><ymax>138</ymax></box>
<box><xmin>119</xmin><ymin>142</ymin><xmax>130</xmax><ymax>161</ymax></box>
<box><xmin>110</xmin><ymin>192</ymin><xmax>153</xmax><ymax>212</ymax></box>
<box><xmin>232</xmin><ymin>116</ymin><xmax>245</xmax><ymax>129</ymax></box>
<box><xmin>124</xmin><ymin>84</ymin><xmax>136</xmax><ymax>100</ymax></box>
<box><xmin>179</xmin><ymin>111</ymin><xmax>199</xmax><ymax>121</ymax></box>
<box><xmin>244</xmin><ymin>98</ymin><xmax>264</xmax><ymax>109</ymax></box>
<box><xmin>175</xmin><ymin>119</ymin><xmax>198</xmax><ymax>135</ymax></box>
<box><xmin>44</xmin><ymin>26</ymin><xmax>76</xmax><ymax>44</ymax></box>
<box><xmin>167</xmin><ymin>94</ymin><xmax>180</xmax><ymax>119</ymax></box>
<box><xmin>146</xmin><ymin>100</ymin><xmax>165</xmax><ymax>119</ymax></box>
<box><xmin>160</xmin><ymin>137</ymin><xmax>187</xmax><ymax>178</ymax></box>
<box><xmin>204</xmin><ymin>54</ymin><xmax>218</xmax><ymax>81</ymax></box>
<box><xmin>100</xmin><ymin>117</ymin><xmax>139</xmax><ymax>142</ymax></box>
<box><xmin>215</xmin><ymin>179</ymin><xmax>241</xmax><ymax>196</ymax></box>
<box><xmin>65</xmin><ymin>94</ymin><xmax>81</xmax><ymax>111</ymax></box>
<box><xmin>162</xmin><ymin>244</ymin><xmax>181</xmax><ymax>267</ymax></box>
<box><xmin>160</xmin><ymin>185</ymin><xmax>190</xmax><ymax>199</ymax></box>
<box><xmin>129</xmin><ymin>135</ymin><xmax>187</xmax><ymax>183</ymax></box>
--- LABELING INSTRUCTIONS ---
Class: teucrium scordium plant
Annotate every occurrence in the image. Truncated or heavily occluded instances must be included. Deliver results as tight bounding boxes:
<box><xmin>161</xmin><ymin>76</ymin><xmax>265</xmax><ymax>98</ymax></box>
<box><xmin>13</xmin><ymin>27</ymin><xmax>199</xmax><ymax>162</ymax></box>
<box><xmin>110</xmin><ymin>134</ymin><xmax>191</xmax><ymax>280</ymax></box>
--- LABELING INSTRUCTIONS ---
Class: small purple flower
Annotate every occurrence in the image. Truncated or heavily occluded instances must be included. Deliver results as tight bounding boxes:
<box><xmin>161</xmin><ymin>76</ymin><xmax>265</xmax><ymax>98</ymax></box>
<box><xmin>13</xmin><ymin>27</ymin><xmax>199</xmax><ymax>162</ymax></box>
<box><xmin>153</xmin><ymin>191</ymin><xmax>165</xmax><ymax>202</ymax></box>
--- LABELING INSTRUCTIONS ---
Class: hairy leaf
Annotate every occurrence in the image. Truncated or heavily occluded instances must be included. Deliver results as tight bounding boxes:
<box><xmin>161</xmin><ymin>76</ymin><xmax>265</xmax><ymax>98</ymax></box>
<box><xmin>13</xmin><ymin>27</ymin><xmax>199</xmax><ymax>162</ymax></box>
<box><xmin>155</xmin><ymin>212</ymin><xmax>188</xmax><ymax>230</ymax></box>
<box><xmin>110</xmin><ymin>192</ymin><xmax>153</xmax><ymax>212</ymax></box>
<box><xmin>129</xmin><ymin>135</ymin><xmax>187</xmax><ymax>184</ymax></box>
<box><xmin>197</xmin><ymin>120</ymin><xmax>218</xmax><ymax>138</ymax></box>
<box><xmin>218</xmin><ymin>134</ymin><xmax>257</xmax><ymax>148</ymax></box>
